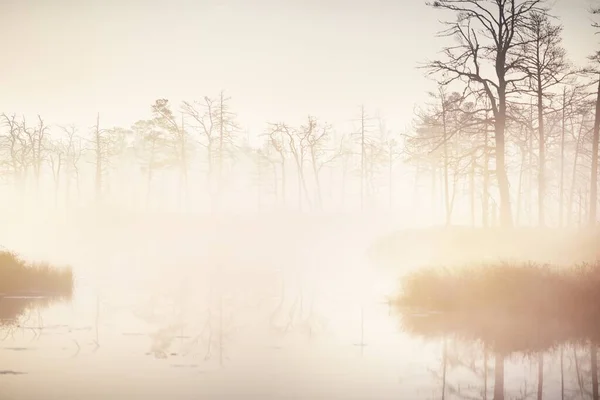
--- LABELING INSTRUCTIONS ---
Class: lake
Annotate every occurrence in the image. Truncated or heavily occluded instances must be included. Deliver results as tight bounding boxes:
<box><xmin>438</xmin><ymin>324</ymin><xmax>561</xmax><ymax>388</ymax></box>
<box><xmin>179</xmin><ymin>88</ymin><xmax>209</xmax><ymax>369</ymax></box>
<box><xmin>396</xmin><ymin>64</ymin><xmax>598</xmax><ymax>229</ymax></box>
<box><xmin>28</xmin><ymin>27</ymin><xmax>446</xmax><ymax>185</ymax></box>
<box><xmin>0</xmin><ymin>214</ymin><xmax>594</xmax><ymax>399</ymax></box>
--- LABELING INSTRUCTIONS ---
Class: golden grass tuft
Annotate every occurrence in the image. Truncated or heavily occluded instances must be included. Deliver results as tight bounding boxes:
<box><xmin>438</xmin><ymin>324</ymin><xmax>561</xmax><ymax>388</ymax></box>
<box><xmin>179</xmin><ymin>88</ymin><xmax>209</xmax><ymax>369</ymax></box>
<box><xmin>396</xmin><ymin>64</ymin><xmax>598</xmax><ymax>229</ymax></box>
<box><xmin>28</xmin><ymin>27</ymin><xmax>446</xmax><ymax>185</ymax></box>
<box><xmin>0</xmin><ymin>251</ymin><xmax>73</xmax><ymax>296</ymax></box>
<box><xmin>394</xmin><ymin>262</ymin><xmax>600</xmax><ymax>354</ymax></box>
<box><xmin>396</xmin><ymin>262</ymin><xmax>600</xmax><ymax>317</ymax></box>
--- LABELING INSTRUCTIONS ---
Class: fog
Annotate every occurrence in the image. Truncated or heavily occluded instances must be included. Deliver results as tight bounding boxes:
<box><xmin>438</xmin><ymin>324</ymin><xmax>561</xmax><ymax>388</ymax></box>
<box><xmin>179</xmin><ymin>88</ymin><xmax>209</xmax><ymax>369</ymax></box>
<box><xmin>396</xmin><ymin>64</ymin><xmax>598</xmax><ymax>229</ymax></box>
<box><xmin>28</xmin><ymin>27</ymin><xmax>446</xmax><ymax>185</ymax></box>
<box><xmin>1</xmin><ymin>0</ymin><xmax>600</xmax><ymax>399</ymax></box>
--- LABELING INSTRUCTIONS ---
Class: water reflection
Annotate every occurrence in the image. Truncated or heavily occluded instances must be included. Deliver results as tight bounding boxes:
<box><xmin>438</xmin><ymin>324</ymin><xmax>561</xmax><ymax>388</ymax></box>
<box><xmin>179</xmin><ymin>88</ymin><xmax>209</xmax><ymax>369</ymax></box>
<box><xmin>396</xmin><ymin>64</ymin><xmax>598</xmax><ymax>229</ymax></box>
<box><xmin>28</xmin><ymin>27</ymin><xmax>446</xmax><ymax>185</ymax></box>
<box><xmin>0</xmin><ymin>295</ymin><xmax>71</xmax><ymax>376</ymax></box>
<box><xmin>397</xmin><ymin>309</ymin><xmax>600</xmax><ymax>400</ymax></box>
<box><xmin>0</xmin><ymin>295</ymin><xmax>68</xmax><ymax>327</ymax></box>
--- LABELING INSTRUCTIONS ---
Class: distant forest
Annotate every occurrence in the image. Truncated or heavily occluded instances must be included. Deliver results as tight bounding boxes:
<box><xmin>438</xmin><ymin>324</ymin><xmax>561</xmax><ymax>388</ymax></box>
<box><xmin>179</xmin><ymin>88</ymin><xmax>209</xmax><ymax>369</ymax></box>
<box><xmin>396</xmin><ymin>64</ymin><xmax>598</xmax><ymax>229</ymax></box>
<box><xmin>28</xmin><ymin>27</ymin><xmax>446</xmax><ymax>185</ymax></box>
<box><xmin>1</xmin><ymin>0</ymin><xmax>600</xmax><ymax>229</ymax></box>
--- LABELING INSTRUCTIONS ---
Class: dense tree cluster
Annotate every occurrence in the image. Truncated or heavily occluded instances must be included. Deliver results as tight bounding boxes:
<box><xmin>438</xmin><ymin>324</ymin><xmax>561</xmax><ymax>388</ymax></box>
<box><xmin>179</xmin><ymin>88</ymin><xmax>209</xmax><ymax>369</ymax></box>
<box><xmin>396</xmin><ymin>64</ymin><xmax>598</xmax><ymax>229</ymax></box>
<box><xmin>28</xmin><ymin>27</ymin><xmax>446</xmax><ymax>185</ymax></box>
<box><xmin>410</xmin><ymin>0</ymin><xmax>600</xmax><ymax>228</ymax></box>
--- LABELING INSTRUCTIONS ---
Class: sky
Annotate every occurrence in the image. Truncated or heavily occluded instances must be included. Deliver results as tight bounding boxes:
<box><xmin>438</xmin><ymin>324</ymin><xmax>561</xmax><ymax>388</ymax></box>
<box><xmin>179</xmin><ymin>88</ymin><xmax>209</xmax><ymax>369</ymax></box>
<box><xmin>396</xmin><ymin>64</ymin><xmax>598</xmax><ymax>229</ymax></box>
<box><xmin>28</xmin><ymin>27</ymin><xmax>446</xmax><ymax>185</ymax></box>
<box><xmin>0</xmin><ymin>0</ymin><xmax>598</xmax><ymax>139</ymax></box>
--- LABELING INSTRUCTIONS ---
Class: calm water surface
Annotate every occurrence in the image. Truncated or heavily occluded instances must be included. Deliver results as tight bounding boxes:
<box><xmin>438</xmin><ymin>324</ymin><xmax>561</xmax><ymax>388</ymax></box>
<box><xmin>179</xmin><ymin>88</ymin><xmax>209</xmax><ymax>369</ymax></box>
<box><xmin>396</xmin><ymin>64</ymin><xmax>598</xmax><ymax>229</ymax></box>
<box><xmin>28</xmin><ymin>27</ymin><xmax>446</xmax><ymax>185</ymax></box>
<box><xmin>0</xmin><ymin>218</ymin><xmax>593</xmax><ymax>399</ymax></box>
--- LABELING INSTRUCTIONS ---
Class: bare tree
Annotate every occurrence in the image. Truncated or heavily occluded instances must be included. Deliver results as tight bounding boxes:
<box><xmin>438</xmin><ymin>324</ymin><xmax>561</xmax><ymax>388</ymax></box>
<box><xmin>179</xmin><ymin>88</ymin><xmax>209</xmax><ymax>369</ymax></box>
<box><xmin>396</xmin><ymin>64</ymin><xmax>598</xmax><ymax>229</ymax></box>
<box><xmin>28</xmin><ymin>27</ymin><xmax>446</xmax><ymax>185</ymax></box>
<box><xmin>338</xmin><ymin>133</ymin><xmax>353</xmax><ymax>209</ymax></box>
<box><xmin>87</xmin><ymin>115</ymin><xmax>129</xmax><ymax>204</ymax></box>
<box><xmin>519</xmin><ymin>11</ymin><xmax>570</xmax><ymax>226</ymax></box>
<box><xmin>407</xmin><ymin>88</ymin><xmax>485</xmax><ymax>225</ymax></box>
<box><xmin>182</xmin><ymin>97</ymin><xmax>217</xmax><ymax>207</ymax></box>
<box><xmin>271</xmin><ymin>122</ymin><xmax>312</xmax><ymax>211</ymax></box>
<box><xmin>351</xmin><ymin>105</ymin><xmax>375</xmax><ymax>211</ymax></box>
<box><xmin>427</xmin><ymin>0</ymin><xmax>549</xmax><ymax>227</ymax></box>
<box><xmin>215</xmin><ymin>91</ymin><xmax>240</xmax><ymax>208</ymax></box>
<box><xmin>21</xmin><ymin>115</ymin><xmax>49</xmax><ymax>193</ymax></box>
<box><xmin>92</xmin><ymin>113</ymin><xmax>106</xmax><ymax>202</ymax></box>
<box><xmin>266</xmin><ymin>123</ymin><xmax>288</xmax><ymax>207</ymax></box>
<box><xmin>48</xmin><ymin>139</ymin><xmax>63</xmax><ymax>208</ymax></box>
<box><xmin>587</xmin><ymin>7</ymin><xmax>600</xmax><ymax>226</ymax></box>
<box><xmin>152</xmin><ymin>99</ymin><xmax>190</xmax><ymax>209</ymax></box>
<box><xmin>61</xmin><ymin>125</ymin><xmax>84</xmax><ymax>206</ymax></box>
<box><xmin>0</xmin><ymin>114</ymin><xmax>29</xmax><ymax>195</ymax></box>
<box><xmin>132</xmin><ymin>119</ymin><xmax>171</xmax><ymax>209</ymax></box>
<box><xmin>305</xmin><ymin>116</ymin><xmax>340</xmax><ymax>210</ymax></box>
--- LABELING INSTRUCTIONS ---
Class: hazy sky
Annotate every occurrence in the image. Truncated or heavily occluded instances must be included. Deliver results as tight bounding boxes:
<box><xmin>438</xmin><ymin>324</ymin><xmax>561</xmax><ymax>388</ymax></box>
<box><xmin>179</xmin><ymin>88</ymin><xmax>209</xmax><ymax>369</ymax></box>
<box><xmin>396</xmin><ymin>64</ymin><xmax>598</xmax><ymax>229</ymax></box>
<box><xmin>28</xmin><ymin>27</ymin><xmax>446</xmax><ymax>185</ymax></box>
<box><xmin>0</xmin><ymin>0</ymin><xmax>597</xmax><ymax>137</ymax></box>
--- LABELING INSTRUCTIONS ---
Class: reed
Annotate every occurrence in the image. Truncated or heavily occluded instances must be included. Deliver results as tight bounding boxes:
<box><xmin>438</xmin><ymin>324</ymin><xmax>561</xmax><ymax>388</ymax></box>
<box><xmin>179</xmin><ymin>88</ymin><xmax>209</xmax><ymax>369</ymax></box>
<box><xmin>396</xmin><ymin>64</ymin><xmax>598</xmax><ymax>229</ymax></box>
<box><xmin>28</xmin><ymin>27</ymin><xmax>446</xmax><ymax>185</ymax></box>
<box><xmin>0</xmin><ymin>251</ymin><xmax>73</xmax><ymax>296</ymax></box>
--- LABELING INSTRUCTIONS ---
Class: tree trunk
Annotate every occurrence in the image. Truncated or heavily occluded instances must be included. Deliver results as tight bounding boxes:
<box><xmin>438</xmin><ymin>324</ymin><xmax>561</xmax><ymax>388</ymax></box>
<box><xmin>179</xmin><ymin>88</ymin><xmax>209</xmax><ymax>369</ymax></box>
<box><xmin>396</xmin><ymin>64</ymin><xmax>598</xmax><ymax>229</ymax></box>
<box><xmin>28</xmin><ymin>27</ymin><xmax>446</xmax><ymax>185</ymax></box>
<box><xmin>272</xmin><ymin>163</ymin><xmax>278</xmax><ymax>208</ymax></box>
<box><xmin>180</xmin><ymin>112</ymin><xmax>188</xmax><ymax>211</ymax></box>
<box><xmin>470</xmin><ymin>154</ymin><xmax>476</xmax><ymax>227</ymax></box>
<box><xmin>579</xmin><ymin>189</ymin><xmax>584</xmax><ymax>227</ymax></box>
<box><xmin>360</xmin><ymin>108</ymin><xmax>366</xmax><ymax>212</ymax></box>
<box><xmin>280</xmin><ymin>156</ymin><xmax>286</xmax><ymax>208</ymax></box>
<box><xmin>432</xmin><ymin>162</ymin><xmax>437</xmax><ymax>224</ymax></box>
<box><xmin>389</xmin><ymin>143</ymin><xmax>393</xmax><ymax>212</ymax></box>
<box><xmin>537</xmin><ymin>83</ymin><xmax>546</xmax><ymax>227</ymax></box>
<box><xmin>528</xmin><ymin>103</ymin><xmax>534</xmax><ymax>226</ymax></box>
<box><xmin>218</xmin><ymin>92</ymin><xmax>225</xmax><ymax>209</ymax></box>
<box><xmin>442</xmin><ymin>97</ymin><xmax>451</xmax><ymax>226</ymax></box>
<box><xmin>482</xmin><ymin>130</ymin><xmax>490</xmax><ymax>228</ymax></box>
<box><xmin>568</xmin><ymin>117</ymin><xmax>584</xmax><ymax>227</ymax></box>
<box><xmin>257</xmin><ymin>156</ymin><xmax>262</xmax><ymax>212</ymax></box>
<box><xmin>516</xmin><ymin>143</ymin><xmax>526</xmax><ymax>226</ymax></box>
<box><xmin>590</xmin><ymin>75</ymin><xmax>600</xmax><ymax>226</ymax></box>
<box><xmin>340</xmin><ymin>158</ymin><xmax>347</xmax><ymax>209</ymax></box>
<box><xmin>559</xmin><ymin>88</ymin><xmax>567</xmax><ymax>227</ymax></box>
<box><xmin>95</xmin><ymin>113</ymin><xmax>102</xmax><ymax>202</ymax></box>
<box><xmin>495</xmin><ymin>95</ymin><xmax>513</xmax><ymax>228</ymax></box>
<box><xmin>310</xmin><ymin>149</ymin><xmax>323</xmax><ymax>210</ymax></box>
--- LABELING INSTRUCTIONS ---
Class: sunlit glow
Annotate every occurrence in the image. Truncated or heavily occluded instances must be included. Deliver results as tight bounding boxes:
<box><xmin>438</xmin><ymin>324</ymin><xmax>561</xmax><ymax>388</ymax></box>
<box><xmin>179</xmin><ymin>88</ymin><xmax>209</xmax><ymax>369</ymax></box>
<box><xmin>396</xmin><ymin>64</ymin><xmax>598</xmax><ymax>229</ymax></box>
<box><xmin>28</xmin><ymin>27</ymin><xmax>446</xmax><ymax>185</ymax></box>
<box><xmin>0</xmin><ymin>0</ymin><xmax>599</xmax><ymax>399</ymax></box>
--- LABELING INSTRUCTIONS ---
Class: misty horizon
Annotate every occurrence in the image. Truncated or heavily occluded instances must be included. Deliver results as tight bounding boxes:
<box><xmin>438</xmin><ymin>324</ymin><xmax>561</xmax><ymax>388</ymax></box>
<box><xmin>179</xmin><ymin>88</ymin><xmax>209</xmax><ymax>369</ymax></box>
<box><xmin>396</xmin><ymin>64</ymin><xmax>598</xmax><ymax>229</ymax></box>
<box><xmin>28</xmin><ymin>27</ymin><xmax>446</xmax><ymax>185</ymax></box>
<box><xmin>1</xmin><ymin>1</ymin><xmax>600</xmax><ymax>399</ymax></box>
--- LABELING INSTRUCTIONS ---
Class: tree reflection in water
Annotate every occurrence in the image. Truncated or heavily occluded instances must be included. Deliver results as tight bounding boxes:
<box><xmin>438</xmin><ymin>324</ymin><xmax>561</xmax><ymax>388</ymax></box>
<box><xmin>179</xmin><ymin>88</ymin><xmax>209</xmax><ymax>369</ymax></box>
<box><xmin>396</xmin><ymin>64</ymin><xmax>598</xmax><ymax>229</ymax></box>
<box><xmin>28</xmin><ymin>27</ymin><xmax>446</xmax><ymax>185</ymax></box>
<box><xmin>397</xmin><ymin>310</ymin><xmax>600</xmax><ymax>400</ymax></box>
<box><xmin>0</xmin><ymin>295</ymin><xmax>69</xmax><ymax>338</ymax></box>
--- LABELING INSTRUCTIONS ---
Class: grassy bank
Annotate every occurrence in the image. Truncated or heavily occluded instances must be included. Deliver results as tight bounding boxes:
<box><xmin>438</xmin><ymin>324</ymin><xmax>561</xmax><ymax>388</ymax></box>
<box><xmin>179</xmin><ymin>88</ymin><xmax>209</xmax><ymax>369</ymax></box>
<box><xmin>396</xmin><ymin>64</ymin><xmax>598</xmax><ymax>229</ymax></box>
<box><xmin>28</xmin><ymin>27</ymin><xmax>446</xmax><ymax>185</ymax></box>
<box><xmin>394</xmin><ymin>262</ymin><xmax>600</xmax><ymax>353</ymax></box>
<box><xmin>0</xmin><ymin>251</ymin><xmax>73</xmax><ymax>296</ymax></box>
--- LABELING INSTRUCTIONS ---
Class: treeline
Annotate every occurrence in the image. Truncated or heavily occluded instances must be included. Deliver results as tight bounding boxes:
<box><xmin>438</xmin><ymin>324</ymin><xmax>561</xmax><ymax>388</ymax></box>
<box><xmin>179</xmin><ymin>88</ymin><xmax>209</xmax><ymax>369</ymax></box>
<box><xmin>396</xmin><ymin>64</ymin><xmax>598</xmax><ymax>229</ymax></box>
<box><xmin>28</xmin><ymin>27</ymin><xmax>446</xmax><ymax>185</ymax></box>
<box><xmin>1</xmin><ymin>0</ymin><xmax>599</xmax><ymax>229</ymax></box>
<box><xmin>408</xmin><ymin>0</ymin><xmax>600</xmax><ymax>228</ymax></box>
<box><xmin>0</xmin><ymin>94</ymin><xmax>400</xmax><ymax>215</ymax></box>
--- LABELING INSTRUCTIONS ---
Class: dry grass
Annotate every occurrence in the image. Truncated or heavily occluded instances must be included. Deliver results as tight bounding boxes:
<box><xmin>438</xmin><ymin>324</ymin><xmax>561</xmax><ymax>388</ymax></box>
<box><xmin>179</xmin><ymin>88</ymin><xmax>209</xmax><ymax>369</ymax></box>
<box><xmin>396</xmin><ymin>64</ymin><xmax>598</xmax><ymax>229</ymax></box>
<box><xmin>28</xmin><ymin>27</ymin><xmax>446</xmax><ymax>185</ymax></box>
<box><xmin>394</xmin><ymin>262</ymin><xmax>600</xmax><ymax>353</ymax></box>
<box><xmin>396</xmin><ymin>262</ymin><xmax>600</xmax><ymax>317</ymax></box>
<box><xmin>0</xmin><ymin>251</ymin><xmax>73</xmax><ymax>296</ymax></box>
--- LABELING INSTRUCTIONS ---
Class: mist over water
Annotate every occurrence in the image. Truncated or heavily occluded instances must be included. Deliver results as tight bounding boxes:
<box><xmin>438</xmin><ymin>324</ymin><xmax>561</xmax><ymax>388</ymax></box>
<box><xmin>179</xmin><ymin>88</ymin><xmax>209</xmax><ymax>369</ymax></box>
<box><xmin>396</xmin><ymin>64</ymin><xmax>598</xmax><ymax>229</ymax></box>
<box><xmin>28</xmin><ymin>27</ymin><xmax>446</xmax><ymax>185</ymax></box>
<box><xmin>0</xmin><ymin>207</ymin><xmax>596</xmax><ymax>399</ymax></box>
<box><xmin>0</xmin><ymin>211</ymin><xmax>415</xmax><ymax>399</ymax></box>
<box><xmin>2</xmin><ymin>0</ymin><xmax>600</xmax><ymax>399</ymax></box>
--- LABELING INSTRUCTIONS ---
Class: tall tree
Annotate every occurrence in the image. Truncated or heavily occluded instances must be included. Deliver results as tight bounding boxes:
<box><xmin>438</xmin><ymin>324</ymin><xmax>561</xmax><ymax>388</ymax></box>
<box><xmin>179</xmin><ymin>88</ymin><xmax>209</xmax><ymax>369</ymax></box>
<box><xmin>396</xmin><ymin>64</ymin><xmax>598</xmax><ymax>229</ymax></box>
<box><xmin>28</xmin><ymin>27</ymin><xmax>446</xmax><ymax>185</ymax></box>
<box><xmin>182</xmin><ymin>97</ymin><xmax>217</xmax><ymax>208</ymax></box>
<box><xmin>152</xmin><ymin>99</ymin><xmax>190</xmax><ymax>209</ymax></box>
<box><xmin>520</xmin><ymin>11</ymin><xmax>569</xmax><ymax>226</ymax></box>
<box><xmin>589</xmin><ymin>6</ymin><xmax>600</xmax><ymax>226</ymax></box>
<box><xmin>353</xmin><ymin>105</ymin><xmax>374</xmax><ymax>211</ymax></box>
<box><xmin>21</xmin><ymin>115</ymin><xmax>49</xmax><ymax>193</ymax></box>
<box><xmin>0</xmin><ymin>114</ymin><xmax>29</xmax><ymax>196</ymax></box>
<box><xmin>427</xmin><ymin>0</ymin><xmax>549</xmax><ymax>228</ymax></box>
<box><xmin>132</xmin><ymin>119</ymin><xmax>171</xmax><ymax>208</ymax></box>
<box><xmin>214</xmin><ymin>91</ymin><xmax>240</xmax><ymax>207</ymax></box>
<box><xmin>305</xmin><ymin>117</ymin><xmax>338</xmax><ymax>210</ymax></box>
<box><xmin>60</xmin><ymin>125</ymin><xmax>84</xmax><ymax>206</ymax></box>
<box><xmin>266</xmin><ymin>123</ymin><xmax>288</xmax><ymax>207</ymax></box>
<box><xmin>92</xmin><ymin>113</ymin><xmax>105</xmax><ymax>202</ymax></box>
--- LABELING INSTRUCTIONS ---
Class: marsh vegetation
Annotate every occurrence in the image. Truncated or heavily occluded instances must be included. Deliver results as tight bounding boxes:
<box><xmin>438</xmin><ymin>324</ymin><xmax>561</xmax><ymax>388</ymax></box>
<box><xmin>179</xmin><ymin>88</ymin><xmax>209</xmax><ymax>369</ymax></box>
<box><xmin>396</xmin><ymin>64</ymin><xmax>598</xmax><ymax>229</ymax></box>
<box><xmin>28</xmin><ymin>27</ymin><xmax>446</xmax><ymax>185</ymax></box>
<box><xmin>0</xmin><ymin>251</ymin><xmax>73</xmax><ymax>297</ymax></box>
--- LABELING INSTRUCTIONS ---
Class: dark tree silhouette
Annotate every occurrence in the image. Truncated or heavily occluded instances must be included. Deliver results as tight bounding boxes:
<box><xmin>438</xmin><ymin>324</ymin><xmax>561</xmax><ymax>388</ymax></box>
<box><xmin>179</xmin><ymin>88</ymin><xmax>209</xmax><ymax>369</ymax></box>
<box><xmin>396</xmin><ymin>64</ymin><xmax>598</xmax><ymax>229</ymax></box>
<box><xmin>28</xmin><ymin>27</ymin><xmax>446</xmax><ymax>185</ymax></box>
<box><xmin>426</xmin><ymin>0</ymin><xmax>549</xmax><ymax>227</ymax></box>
